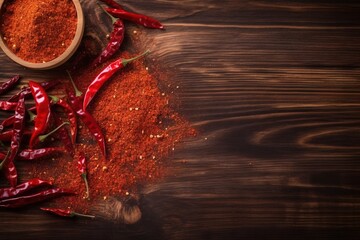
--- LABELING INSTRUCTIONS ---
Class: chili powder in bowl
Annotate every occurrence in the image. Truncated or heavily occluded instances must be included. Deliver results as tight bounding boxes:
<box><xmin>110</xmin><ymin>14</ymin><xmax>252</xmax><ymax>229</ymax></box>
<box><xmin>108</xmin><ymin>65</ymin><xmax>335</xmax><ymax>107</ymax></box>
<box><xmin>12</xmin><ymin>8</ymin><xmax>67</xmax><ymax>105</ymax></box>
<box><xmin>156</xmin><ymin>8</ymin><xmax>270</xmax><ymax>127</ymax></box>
<box><xmin>0</xmin><ymin>0</ymin><xmax>84</xmax><ymax>70</ymax></box>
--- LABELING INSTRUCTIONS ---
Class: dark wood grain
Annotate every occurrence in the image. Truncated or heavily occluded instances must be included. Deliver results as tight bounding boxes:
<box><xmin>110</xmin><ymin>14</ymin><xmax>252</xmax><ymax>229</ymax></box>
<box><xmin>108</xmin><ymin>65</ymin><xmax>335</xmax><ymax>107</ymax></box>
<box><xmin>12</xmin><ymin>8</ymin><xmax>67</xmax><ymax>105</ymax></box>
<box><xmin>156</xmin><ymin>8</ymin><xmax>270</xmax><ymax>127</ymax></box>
<box><xmin>1</xmin><ymin>0</ymin><xmax>360</xmax><ymax>239</ymax></box>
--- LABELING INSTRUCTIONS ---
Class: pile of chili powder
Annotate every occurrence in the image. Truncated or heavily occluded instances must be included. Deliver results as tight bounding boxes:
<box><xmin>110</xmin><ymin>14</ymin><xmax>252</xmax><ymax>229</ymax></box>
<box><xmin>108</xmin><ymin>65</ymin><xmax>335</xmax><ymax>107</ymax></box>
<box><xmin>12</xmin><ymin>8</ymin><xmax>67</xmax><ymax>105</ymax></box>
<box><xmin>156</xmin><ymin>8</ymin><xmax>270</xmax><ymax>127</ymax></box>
<box><xmin>27</xmin><ymin>50</ymin><xmax>195</xmax><ymax>213</ymax></box>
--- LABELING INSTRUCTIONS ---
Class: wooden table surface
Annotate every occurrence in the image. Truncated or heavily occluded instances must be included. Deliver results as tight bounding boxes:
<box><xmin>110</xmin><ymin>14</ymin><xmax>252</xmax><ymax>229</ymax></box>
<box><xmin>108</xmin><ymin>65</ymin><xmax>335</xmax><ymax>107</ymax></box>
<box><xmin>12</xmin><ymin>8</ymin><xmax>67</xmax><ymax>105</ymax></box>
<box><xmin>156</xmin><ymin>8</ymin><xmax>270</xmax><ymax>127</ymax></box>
<box><xmin>1</xmin><ymin>1</ymin><xmax>360</xmax><ymax>239</ymax></box>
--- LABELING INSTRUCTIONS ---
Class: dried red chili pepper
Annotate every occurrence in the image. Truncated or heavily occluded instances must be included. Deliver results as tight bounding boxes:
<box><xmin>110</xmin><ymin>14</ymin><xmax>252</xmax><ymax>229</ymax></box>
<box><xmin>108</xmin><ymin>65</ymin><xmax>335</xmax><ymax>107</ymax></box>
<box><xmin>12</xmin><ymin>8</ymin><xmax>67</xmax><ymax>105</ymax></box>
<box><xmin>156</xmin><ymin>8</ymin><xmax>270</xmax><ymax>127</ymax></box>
<box><xmin>28</xmin><ymin>81</ymin><xmax>51</xmax><ymax>148</ymax></box>
<box><xmin>92</xmin><ymin>4</ymin><xmax>125</xmax><ymax>67</ymax></box>
<box><xmin>0</xmin><ymin>188</ymin><xmax>73</xmax><ymax>208</ymax></box>
<box><xmin>0</xmin><ymin>92</ymin><xmax>26</xmax><ymax>187</ymax></box>
<box><xmin>83</xmin><ymin>50</ymin><xmax>150</xmax><ymax>110</ymax></box>
<box><xmin>99</xmin><ymin>0</ymin><xmax>123</xmax><ymax>9</ymax></box>
<box><xmin>77</xmin><ymin>152</ymin><xmax>89</xmax><ymax>199</ymax></box>
<box><xmin>41</xmin><ymin>207</ymin><xmax>95</xmax><ymax>219</ymax></box>
<box><xmin>105</xmin><ymin>7</ymin><xmax>165</xmax><ymax>29</ymax></box>
<box><xmin>0</xmin><ymin>116</ymin><xmax>14</xmax><ymax>130</ymax></box>
<box><xmin>0</xmin><ymin>100</ymin><xmax>17</xmax><ymax>111</ymax></box>
<box><xmin>51</xmin><ymin>96</ymin><xmax>77</xmax><ymax>144</ymax></box>
<box><xmin>67</xmin><ymin>90</ymin><xmax>106</xmax><ymax>157</ymax></box>
<box><xmin>17</xmin><ymin>147</ymin><xmax>64</xmax><ymax>160</ymax></box>
<box><xmin>0</xmin><ymin>129</ymin><xmax>31</xmax><ymax>142</ymax></box>
<box><xmin>0</xmin><ymin>178</ymin><xmax>53</xmax><ymax>200</ymax></box>
<box><xmin>0</xmin><ymin>106</ymin><xmax>35</xmax><ymax>131</ymax></box>
<box><xmin>53</xmin><ymin>114</ymin><xmax>74</xmax><ymax>156</ymax></box>
<box><xmin>79</xmin><ymin>110</ymin><xmax>106</xmax><ymax>156</ymax></box>
<box><xmin>2</xmin><ymin>161</ymin><xmax>18</xmax><ymax>188</ymax></box>
<box><xmin>0</xmin><ymin>130</ymin><xmax>14</xmax><ymax>142</ymax></box>
<box><xmin>8</xmin><ymin>80</ymin><xmax>59</xmax><ymax>102</ymax></box>
<box><xmin>66</xmin><ymin>72</ymin><xmax>106</xmax><ymax>157</ymax></box>
<box><xmin>93</xmin><ymin>18</ymin><xmax>124</xmax><ymax>67</ymax></box>
<box><xmin>0</xmin><ymin>75</ymin><xmax>20</xmax><ymax>96</ymax></box>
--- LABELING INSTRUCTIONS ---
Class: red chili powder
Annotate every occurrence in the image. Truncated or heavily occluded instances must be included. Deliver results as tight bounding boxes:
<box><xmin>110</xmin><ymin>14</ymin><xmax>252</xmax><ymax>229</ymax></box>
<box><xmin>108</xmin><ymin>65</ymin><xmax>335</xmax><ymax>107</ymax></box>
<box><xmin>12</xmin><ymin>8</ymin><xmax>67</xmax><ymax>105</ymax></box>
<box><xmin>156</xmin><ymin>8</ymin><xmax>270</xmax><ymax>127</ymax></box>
<box><xmin>0</xmin><ymin>0</ymin><xmax>77</xmax><ymax>63</ymax></box>
<box><xmin>28</xmin><ymin>51</ymin><xmax>195</xmax><ymax>213</ymax></box>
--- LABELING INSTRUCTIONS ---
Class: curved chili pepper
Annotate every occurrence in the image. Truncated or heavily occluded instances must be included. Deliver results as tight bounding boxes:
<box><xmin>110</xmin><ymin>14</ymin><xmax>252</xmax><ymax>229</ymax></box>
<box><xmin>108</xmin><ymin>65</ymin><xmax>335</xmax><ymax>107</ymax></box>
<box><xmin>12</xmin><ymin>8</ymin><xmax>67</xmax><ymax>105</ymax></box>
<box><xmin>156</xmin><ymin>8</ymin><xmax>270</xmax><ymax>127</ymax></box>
<box><xmin>52</xmin><ymin>97</ymin><xmax>77</xmax><ymax>144</ymax></box>
<box><xmin>105</xmin><ymin>7</ymin><xmax>165</xmax><ymax>29</ymax></box>
<box><xmin>8</xmin><ymin>80</ymin><xmax>59</xmax><ymax>102</ymax></box>
<box><xmin>67</xmin><ymin>90</ymin><xmax>106</xmax><ymax>157</ymax></box>
<box><xmin>83</xmin><ymin>50</ymin><xmax>150</xmax><ymax>110</ymax></box>
<box><xmin>77</xmin><ymin>152</ymin><xmax>89</xmax><ymax>199</ymax></box>
<box><xmin>99</xmin><ymin>0</ymin><xmax>123</xmax><ymax>9</ymax></box>
<box><xmin>93</xmin><ymin>3</ymin><xmax>125</xmax><ymax>67</ymax></box>
<box><xmin>0</xmin><ymin>101</ymin><xmax>17</xmax><ymax>111</ymax></box>
<box><xmin>0</xmin><ymin>75</ymin><xmax>20</xmax><ymax>96</ymax></box>
<box><xmin>17</xmin><ymin>147</ymin><xmax>64</xmax><ymax>160</ymax></box>
<box><xmin>0</xmin><ymin>178</ymin><xmax>53</xmax><ymax>200</ymax></box>
<box><xmin>28</xmin><ymin>81</ymin><xmax>51</xmax><ymax>148</ymax></box>
<box><xmin>77</xmin><ymin>152</ymin><xmax>87</xmax><ymax>175</ymax></box>
<box><xmin>0</xmin><ymin>92</ymin><xmax>26</xmax><ymax>187</ymax></box>
<box><xmin>0</xmin><ymin>188</ymin><xmax>74</xmax><ymax>208</ymax></box>
<box><xmin>66</xmin><ymin>72</ymin><xmax>106</xmax><ymax>157</ymax></box>
<box><xmin>41</xmin><ymin>207</ymin><xmax>95</xmax><ymax>219</ymax></box>
<box><xmin>53</xmin><ymin>114</ymin><xmax>74</xmax><ymax>156</ymax></box>
<box><xmin>93</xmin><ymin>19</ymin><xmax>125</xmax><ymax>67</ymax></box>
<box><xmin>80</xmin><ymin>111</ymin><xmax>106</xmax><ymax>157</ymax></box>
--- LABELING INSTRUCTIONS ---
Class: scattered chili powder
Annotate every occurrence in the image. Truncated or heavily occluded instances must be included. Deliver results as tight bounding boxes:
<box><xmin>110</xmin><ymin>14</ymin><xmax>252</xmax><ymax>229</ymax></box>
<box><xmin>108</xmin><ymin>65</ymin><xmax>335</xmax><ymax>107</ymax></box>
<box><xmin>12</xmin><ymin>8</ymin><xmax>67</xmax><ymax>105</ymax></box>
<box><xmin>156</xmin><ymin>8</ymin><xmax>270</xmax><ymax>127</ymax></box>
<box><xmin>28</xmin><ymin>49</ymin><xmax>195</xmax><ymax>213</ymax></box>
<box><xmin>0</xmin><ymin>0</ymin><xmax>77</xmax><ymax>63</ymax></box>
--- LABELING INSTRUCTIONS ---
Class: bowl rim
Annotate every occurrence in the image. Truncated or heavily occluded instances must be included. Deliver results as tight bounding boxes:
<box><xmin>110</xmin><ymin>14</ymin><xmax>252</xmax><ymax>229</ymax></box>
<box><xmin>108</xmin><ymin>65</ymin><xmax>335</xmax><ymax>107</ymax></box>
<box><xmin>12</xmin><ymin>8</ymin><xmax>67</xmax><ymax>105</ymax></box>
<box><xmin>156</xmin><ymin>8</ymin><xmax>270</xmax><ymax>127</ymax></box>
<box><xmin>0</xmin><ymin>0</ymin><xmax>84</xmax><ymax>70</ymax></box>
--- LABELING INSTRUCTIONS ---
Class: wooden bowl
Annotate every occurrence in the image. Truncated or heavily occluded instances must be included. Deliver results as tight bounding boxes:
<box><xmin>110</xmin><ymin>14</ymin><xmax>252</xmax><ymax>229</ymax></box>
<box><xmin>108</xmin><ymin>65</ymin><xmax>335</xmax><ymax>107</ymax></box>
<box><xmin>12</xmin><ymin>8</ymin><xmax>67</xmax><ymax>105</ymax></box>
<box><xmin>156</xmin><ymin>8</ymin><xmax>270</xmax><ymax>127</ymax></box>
<box><xmin>0</xmin><ymin>0</ymin><xmax>84</xmax><ymax>70</ymax></box>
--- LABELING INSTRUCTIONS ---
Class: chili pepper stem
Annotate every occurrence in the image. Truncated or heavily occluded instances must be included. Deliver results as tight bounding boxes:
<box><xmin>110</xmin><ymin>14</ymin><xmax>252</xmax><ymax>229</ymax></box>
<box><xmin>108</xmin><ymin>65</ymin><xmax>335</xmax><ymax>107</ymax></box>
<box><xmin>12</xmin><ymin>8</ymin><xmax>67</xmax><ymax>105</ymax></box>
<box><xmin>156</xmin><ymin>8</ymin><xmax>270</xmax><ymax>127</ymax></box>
<box><xmin>66</xmin><ymin>70</ymin><xmax>82</xmax><ymax>97</ymax></box>
<box><xmin>82</xmin><ymin>173</ymin><xmax>90</xmax><ymax>199</ymax></box>
<box><xmin>122</xmin><ymin>50</ymin><xmax>150</xmax><ymax>66</ymax></box>
<box><xmin>72</xmin><ymin>211</ymin><xmax>96</xmax><ymax>219</ymax></box>
<box><xmin>49</xmin><ymin>95</ymin><xmax>59</xmax><ymax>103</ymax></box>
<box><xmin>97</xmin><ymin>2</ymin><xmax>117</xmax><ymax>24</ymax></box>
<box><xmin>38</xmin><ymin>122</ymin><xmax>70</xmax><ymax>142</ymax></box>
<box><xmin>27</xmin><ymin>110</ymin><xmax>36</xmax><ymax>122</ymax></box>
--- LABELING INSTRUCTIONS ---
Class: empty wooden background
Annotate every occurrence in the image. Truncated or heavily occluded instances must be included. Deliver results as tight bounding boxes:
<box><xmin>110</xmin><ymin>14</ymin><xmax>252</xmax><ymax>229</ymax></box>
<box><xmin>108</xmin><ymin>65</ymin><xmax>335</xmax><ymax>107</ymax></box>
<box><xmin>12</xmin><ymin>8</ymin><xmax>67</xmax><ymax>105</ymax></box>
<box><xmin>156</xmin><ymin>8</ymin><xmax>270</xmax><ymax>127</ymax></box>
<box><xmin>1</xmin><ymin>0</ymin><xmax>360</xmax><ymax>239</ymax></box>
